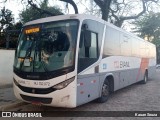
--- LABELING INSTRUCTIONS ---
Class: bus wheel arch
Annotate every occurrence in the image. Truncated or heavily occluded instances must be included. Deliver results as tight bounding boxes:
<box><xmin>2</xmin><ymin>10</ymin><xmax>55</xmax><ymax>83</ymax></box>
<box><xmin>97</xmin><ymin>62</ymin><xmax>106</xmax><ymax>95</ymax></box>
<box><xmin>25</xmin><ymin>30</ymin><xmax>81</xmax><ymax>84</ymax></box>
<box><xmin>97</xmin><ymin>75</ymin><xmax>114</xmax><ymax>103</ymax></box>
<box><xmin>107</xmin><ymin>75</ymin><xmax>114</xmax><ymax>93</ymax></box>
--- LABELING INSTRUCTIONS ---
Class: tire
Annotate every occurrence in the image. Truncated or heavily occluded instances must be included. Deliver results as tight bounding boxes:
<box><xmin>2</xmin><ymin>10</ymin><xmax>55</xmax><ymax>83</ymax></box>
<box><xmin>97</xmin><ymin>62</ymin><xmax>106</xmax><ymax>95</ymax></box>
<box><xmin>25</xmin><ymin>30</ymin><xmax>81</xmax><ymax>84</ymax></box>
<box><xmin>97</xmin><ymin>79</ymin><xmax>110</xmax><ymax>103</ymax></box>
<box><xmin>141</xmin><ymin>71</ymin><xmax>148</xmax><ymax>84</ymax></box>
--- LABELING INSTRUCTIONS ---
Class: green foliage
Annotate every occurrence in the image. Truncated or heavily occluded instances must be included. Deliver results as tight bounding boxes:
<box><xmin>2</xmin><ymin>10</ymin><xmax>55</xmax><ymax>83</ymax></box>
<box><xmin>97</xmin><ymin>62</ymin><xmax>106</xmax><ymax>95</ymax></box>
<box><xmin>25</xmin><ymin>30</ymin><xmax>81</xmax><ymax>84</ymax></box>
<box><xmin>6</xmin><ymin>22</ymin><xmax>23</xmax><ymax>48</ymax></box>
<box><xmin>0</xmin><ymin>22</ymin><xmax>22</xmax><ymax>49</ymax></box>
<box><xmin>132</xmin><ymin>12</ymin><xmax>160</xmax><ymax>46</ymax></box>
<box><xmin>6</xmin><ymin>22</ymin><xmax>23</xmax><ymax>31</ymax></box>
<box><xmin>19</xmin><ymin>0</ymin><xmax>63</xmax><ymax>23</ymax></box>
<box><xmin>0</xmin><ymin>7</ymin><xmax>14</xmax><ymax>32</ymax></box>
<box><xmin>0</xmin><ymin>7</ymin><xmax>15</xmax><ymax>49</ymax></box>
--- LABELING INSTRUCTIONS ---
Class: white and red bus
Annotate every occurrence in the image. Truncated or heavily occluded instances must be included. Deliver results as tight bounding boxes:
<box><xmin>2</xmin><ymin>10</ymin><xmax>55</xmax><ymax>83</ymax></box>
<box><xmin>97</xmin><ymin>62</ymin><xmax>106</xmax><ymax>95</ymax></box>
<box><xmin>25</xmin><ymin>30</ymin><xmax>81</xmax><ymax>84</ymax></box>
<box><xmin>13</xmin><ymin>14</ymin><xmax>156</xmax><ymax>108</ymax></box>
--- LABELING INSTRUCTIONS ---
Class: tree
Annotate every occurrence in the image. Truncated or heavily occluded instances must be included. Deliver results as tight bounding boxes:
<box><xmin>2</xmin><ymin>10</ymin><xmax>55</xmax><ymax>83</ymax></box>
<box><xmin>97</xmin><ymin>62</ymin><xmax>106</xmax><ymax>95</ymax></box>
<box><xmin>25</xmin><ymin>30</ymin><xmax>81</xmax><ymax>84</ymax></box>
<box><xmin>59</xmin><ymin>0</ymin><xmax>78</xmax><ymax>14</ymax></box>
<box><xmin>94</xmin><ymin>0</ymin><xmax>112</xmax><ymax>21</ymax></box>
<box><xmin>24</xmin><ymin>0</ymin><xmax>78</xmax><ymax>15</ymax></box>
<box><xmin>0</xmin><ymin>7</ymin><xmax>14</xmax><ymax>48</ymax></box>
<box><xmin>132</xmin><ymin>12</ymin><xmax>160</xmax><ymax>44</ymax></box>
<box><xmin>2</xmin><ymin>0</ymin><xmax>160</xmax><ymax>27</ymax></box>
<box><xmin>132</xmin><ymin>12</ymin><xmax>160</xmax><ymax>64</ymax></box>
<box><xmin>19</xmin><ymin>0</ymin><xmax>63</xmax><ymax>23</ymax></box>
<box><xmin>109</xmin><ymin>0</ymin><xmax>159</xmax><ymax>27</ymax></box>
<box><xmin>4</xmin><ymin>22</ymin><xmax>23</xmax><ymax>48</ymax></box>
<box><xmin>70</xmin><ymin>0</ymin><xmax>159</xmax><ymax>27</ymax></box>
<box><xmin>89</xmin><ymin>0</ymin><xmax>159</xmax><ymax>27</ymax></box>
<box><xmin>0</xmin><ymin>7</ymin><xmax>14</xmax><ymax>32</ymax></box>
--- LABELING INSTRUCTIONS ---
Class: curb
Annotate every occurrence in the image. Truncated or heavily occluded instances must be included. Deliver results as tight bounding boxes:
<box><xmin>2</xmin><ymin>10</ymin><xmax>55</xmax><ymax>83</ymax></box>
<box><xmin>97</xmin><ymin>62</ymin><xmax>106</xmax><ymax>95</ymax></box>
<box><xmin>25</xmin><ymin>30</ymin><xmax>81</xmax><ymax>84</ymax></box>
<box><xmin>0</xmin><ymin>101</ymin><xmax>28</xmax><ymax>111</ymax></box>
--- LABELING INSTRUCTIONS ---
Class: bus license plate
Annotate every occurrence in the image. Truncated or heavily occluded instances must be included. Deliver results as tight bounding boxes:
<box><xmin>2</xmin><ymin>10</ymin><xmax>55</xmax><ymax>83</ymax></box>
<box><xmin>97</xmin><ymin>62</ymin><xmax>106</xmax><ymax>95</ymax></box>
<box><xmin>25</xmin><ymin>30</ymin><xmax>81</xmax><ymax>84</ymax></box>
<box><xmin>31</xmin><ymin>101</ymin><xmax>42</xmax><ymax>105</ymax></box>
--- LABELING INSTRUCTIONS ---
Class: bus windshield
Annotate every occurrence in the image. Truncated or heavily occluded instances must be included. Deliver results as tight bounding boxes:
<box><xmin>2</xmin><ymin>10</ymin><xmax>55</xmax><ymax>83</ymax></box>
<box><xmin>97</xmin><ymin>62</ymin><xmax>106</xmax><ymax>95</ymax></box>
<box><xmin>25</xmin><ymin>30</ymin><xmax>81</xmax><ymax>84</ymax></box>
<box><xmin>14</xmin><ymin>20</ymin><xmax>79</xmax><ymax>73</ymax></box>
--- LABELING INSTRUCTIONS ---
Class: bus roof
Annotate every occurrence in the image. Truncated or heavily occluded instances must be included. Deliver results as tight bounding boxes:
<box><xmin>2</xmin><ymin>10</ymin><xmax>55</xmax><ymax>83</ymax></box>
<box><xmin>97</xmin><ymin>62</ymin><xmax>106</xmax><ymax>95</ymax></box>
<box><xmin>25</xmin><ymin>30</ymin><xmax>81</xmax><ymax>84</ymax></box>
<box><xmin>24</xmin><ymin>14</ymin><xmax>104</xmax><ymax>26</ymax></box>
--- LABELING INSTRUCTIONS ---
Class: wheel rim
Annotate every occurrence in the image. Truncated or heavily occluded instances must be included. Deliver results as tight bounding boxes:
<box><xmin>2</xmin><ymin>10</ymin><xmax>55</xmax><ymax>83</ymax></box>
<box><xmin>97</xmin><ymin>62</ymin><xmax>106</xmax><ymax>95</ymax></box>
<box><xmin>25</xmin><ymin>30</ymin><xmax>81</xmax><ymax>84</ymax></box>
<box><xmin>144</xmin><ymin>74</ymin><xmax>147</xmax><ymax>82</ymax></box>
<box><xmin>102</xmin><ymin>83</ymin><xmax>109</xmax><ymax>97</ymax></box>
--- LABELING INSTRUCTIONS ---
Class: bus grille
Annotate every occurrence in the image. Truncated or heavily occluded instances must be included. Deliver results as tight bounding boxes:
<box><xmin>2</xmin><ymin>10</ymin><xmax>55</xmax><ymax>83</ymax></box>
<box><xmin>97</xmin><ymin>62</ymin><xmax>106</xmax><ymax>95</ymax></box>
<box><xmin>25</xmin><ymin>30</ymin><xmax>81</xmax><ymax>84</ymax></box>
<box><xmin>17</xmin><ymin>84</ymin><xmax>57</xmax><ymax>94</ymax></box>
<box><xmin>20</xmin><ymin>94</ymin><xmax>52</xmax><ymax>104</ymax></box>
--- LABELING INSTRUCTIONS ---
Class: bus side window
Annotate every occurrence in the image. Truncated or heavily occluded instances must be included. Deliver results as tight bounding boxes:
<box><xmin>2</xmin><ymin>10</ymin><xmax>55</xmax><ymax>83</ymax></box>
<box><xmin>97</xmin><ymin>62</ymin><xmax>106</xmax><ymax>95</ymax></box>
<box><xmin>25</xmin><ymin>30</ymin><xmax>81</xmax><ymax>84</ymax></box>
<box><xmin>79</xmin><ymin>31</ymin><xmax>98</xmax><ymax>58</ymax></box>
<box><xmin>89</xmin><ymin>32</ymin><xmax>98</xmax><ymax>58</ymax></box>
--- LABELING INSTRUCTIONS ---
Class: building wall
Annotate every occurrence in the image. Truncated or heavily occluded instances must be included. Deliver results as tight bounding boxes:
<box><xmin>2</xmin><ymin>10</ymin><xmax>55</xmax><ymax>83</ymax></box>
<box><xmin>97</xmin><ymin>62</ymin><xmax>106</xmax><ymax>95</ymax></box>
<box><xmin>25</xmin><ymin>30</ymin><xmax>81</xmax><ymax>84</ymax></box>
<box><xmin>0</xmin><ymin>50</ymin><xmax>15</xmax><ymax>87</ymax></box>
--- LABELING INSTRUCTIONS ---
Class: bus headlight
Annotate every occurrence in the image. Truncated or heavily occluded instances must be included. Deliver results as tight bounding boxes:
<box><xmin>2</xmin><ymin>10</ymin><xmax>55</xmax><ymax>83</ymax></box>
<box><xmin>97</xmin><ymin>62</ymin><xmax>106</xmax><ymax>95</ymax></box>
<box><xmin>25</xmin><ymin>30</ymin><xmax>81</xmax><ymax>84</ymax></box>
<box><xmin>52</xmin><ymin>77</ymin><xmax>75</xmax><ymax>90</ymax></box>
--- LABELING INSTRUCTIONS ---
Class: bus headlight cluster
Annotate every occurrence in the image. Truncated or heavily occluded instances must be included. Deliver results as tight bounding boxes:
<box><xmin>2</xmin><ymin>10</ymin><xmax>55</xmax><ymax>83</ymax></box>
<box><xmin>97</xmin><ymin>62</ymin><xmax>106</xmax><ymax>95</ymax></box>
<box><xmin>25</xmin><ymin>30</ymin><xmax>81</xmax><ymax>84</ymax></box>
<box><xmin>13</xmin><ymin>78</ymin><xmax>19</xmax><ymax>86</ymax></box>
<box><xmin>52</xmin><ymin>77</ymin><xmax>75</xmax><ymax>90</ymax></box>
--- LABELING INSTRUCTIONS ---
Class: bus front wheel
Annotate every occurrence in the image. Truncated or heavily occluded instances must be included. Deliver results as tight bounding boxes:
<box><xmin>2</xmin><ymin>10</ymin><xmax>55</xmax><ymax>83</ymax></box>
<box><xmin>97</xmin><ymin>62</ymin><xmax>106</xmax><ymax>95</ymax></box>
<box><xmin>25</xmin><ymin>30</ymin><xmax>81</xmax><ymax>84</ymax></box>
<box><xmin>97</xmin><ymin>79</ymin><xmax>110</xmax><ymax>103</ymax></box>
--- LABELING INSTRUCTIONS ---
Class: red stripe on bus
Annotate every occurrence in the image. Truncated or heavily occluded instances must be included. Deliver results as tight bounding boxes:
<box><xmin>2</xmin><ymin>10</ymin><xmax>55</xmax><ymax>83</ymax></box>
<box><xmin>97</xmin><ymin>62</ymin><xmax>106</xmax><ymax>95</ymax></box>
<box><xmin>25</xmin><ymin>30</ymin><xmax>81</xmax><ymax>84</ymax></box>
<box><xmin>80</xmin><ymin>83</ymin><xmax>83</xmax><ymax>86</ymax></box>
<box><xmin>80</xmin><ymin>91</ymin><xmax>84</xmax><ymax>94</ymax></box>
<box><xmin>136</xmin><ymin>58</ymin><xmax>149</xmax><ymax>81</ymax></box>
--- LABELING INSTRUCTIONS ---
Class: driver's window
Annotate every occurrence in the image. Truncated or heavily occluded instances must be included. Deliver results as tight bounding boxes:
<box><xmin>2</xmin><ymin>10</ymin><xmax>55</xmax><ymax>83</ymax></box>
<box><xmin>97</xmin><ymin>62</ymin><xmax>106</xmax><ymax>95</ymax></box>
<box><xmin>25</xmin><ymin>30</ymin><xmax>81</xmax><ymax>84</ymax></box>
<box><xmin>78</xmin><ymin>30</ymin><xmax>98</xmax><ymax>73</ymax></box>
<box><xmin>78</xmin><ymin>19</ymin><xmax>104</xmax><ymax>73</ymax></box>
<box><xmin>90</xmin><ymin>32</ymin><xmax>98</xmax><ymax>58</ymax></box>
<box><xmin>79</xmin><ymin>31</ymin><xmax>98</xmax><ymax>58</ymax></box>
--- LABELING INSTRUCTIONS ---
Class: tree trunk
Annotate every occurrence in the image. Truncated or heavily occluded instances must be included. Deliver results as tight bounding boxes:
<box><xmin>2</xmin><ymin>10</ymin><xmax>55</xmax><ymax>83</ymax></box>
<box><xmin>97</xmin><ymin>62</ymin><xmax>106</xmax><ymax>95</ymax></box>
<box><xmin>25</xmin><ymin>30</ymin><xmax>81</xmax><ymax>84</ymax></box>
<box><xmin>60</xmin><ymin>0</ymin><xmax>78</xmax><ymax>14</ymax></box>
<box><xmin>114</xmin><ymin>20</ymin><xmax>123</xmax><ymax>27</ymax></box>
<box><xmin>102</xmin><ymin>8</ymin><xmax>109</xmax><ymax>21</ymax></box>
<box><xmin>94</xmin><ymin>0</ymin><xmax>112</xmax><ymax>21</ymax></box>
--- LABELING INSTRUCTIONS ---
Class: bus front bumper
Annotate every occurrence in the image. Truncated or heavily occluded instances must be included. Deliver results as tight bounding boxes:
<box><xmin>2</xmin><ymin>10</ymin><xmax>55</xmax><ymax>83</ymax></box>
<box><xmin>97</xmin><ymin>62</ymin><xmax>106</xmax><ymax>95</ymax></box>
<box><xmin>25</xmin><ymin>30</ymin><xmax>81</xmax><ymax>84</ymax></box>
<box><xmin>13</xmin><ymin>80</ymin><xmax>77</xmax><ymax>108</ymax></box>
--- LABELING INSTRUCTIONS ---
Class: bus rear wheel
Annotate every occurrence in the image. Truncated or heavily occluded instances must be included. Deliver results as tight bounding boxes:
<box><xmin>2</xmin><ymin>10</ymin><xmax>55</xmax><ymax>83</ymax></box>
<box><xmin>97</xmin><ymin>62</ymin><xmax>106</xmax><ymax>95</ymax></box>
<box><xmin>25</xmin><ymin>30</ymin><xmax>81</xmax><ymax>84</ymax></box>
<box><xmin>97</xmin><ymin>79</ymin><xmax>110</xmax><ymax>103</ymax></box>
<box><xmin>140</xmin><ymin>71</ymin><xmax>148</xmax><ymax>84</ymax></box>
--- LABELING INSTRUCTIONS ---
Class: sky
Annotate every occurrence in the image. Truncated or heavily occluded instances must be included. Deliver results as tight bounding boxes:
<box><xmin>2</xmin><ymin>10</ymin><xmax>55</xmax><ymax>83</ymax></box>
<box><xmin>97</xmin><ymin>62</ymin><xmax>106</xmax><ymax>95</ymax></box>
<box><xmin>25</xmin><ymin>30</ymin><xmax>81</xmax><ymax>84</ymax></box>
<box><xmin>1</xmin><ymin>0</ymin><xmax>160</xmax><ymax>32</ymax></box>
<box><xmin>0</xmin><ymin>0</ymin><xmax>24</xmax><ymax>21</ymax></box>
<box><xmin>0</xmin><ymin>0</ymin><xmax>139</xmax><ymax>32</ymax></box>
<box><xmin>0</xmin><ymin>0</ymin><xmax>145</xmax><ymax>32</ymax></box>
<box><xmin>0</xmin><ymin>0</ymin><xmax>87</xmax><ymax>22</ymax></box>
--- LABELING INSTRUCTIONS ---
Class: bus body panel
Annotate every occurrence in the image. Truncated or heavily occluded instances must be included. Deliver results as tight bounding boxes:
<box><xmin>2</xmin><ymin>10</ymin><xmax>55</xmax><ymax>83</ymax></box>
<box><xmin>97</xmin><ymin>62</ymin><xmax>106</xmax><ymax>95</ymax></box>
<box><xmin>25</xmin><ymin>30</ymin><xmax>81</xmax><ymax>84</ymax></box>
<box><xmin>76</xmin><ymin>56</ymin><xmax>156</xmax><ymax>104</ymax></box>
<box><xmin>79</xmin><ymin>56</ymin><xmax>156</xmax><ymax>86</ymax></box>
<box><xmin>76</xmin><ymin>73</ymin><xmax>100</xmax><ymax>106</ymax></box>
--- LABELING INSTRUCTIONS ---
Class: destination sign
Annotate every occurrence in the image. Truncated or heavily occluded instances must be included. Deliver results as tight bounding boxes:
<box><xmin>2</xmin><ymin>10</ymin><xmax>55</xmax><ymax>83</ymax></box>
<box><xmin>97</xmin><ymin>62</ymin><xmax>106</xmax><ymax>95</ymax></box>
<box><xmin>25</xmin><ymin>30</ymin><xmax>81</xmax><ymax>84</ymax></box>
<box><xmin>25</xmin><ymin>27</ymin><xmax>40</xmax><ymax>34</ymax></box>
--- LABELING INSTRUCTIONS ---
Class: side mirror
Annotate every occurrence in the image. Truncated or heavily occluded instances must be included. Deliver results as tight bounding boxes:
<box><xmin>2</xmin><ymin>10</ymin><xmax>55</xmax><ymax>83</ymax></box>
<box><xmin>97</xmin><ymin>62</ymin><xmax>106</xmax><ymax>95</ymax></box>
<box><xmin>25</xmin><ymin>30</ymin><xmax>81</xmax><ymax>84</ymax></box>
<box><xmin>84</xmin><ymin>30</ymin><xmax>91</xmax><ymax>47</ymax></box>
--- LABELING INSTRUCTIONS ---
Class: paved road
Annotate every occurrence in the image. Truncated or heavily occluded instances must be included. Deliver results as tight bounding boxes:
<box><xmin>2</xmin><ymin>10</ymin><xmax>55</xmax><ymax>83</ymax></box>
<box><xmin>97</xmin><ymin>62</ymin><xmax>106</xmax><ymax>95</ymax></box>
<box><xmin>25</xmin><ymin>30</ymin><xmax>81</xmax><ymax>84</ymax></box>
<box><xmin>0</xmin><ymin>85</ymin><xmax>17</xmax><ymax>106</ymax></box>
<box><xmin>1</xmin><ymin>69</ymin><xmax>160</xmax><ymax>120</ymax></box>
